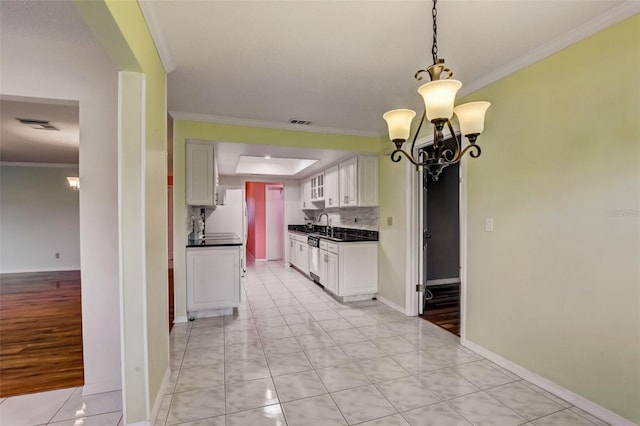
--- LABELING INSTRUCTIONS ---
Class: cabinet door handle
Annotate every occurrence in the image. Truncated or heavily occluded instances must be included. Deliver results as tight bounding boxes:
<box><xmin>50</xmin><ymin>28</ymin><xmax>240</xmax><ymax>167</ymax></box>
<box><xmin>328</xmin><ymin>198</ymin><xmax>332</xmax><ymax>205</ymax></box>
<box><xmin>299</xmin><ymin>245</ymin><xmax>302</xmax><ymax>252</ymax></box>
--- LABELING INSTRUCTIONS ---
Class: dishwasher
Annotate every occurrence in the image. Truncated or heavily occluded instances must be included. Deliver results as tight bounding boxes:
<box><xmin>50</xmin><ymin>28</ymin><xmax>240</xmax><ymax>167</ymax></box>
<box><xmin>308</xmin><ymin>235</ymin><xmax>321</xmax><ymax>283</ymax></box>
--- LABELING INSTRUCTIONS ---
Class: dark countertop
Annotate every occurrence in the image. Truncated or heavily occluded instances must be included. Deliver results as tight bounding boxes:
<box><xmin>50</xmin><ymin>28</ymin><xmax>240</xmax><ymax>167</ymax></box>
<box><xmin>312</xmin><ymin>234</ymin><xmax>377</xmax><ymax>243</ymax></box>
<box><xmin>187</xmin><ymin>233</ymin><xmax>243</xmax><ymax>247</ymax></box>
<box><xmin>288</xmin><ymin>225</ymin><xmax>378</xmax><ymax>243</ymax></box>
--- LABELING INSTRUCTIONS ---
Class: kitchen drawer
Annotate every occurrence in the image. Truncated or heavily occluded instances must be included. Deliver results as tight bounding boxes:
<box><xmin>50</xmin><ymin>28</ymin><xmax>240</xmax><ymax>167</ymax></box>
<box><xmin>289</xmin><ymin>232</ymin><xmax>308</xmax><ymax>243</ymax></box>
<box><xmin>319</xmin><ymin>240</ymin><xmax>328</xmax><ymax>250</ymax></box>
<box><xmin>327</xmin><ymin>242</ymin><xmax>339</xmax><ymax>254</ymax></box>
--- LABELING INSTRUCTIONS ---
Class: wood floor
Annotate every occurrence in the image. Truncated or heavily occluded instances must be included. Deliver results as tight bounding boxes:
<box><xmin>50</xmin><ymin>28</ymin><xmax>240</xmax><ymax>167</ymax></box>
<box><xmin>0</xmin><ymin>270</ymin><xmax>84</xmax><ymax>397</ymax></box>
<box><xmin>420</xmin><ymin>283</ymin><xmax>461</xmax><ymax>336</ymax></box>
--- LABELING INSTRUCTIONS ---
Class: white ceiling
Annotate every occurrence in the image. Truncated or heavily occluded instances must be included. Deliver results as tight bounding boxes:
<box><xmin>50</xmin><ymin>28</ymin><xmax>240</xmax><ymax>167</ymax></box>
<box><xmin>0</xmin><ymin>99</ymin><xmax>79</xmax><ymax>164</ymax></box>
<box><xmin>235</xmin><ymin>155</ymin><xmax>318</xmax><ymax>176</ymax></box>
<box><xmin>1</xmin><ymin>1</ymin><xmax>633</xmax><ymax>170</ymax></box>
<box><xmin>212</xmin><ymin>141</ymin><xmax>361</xmax><ymax>179</ymax></box>
<box><xmin>0</xmin><ymin>0</ymin><xmax>95</xmax><ymax>165</ymax></box>
<box><xmin>143</xmin><ymin>0</ymin><xmax>629</xmax><ymax>136</ymax></box>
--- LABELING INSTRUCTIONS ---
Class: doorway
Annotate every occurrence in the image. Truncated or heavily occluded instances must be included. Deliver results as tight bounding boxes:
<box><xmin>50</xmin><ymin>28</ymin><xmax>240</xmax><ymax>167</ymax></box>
<box><xmin>420</xmin><ymin>139</ymin><xmax>461</xmax><ymax>336</ymax></box>
<box><xmin>265</xmin><ymin>185</ymin><xmax>284</xmax><ymax>261</ymax></box>
<box><xmin>0</xmin><ymin>99</ymin><xmax>84</xmax><ymax>396</ymax></box>
<box><xmin>245</xmin><ymin>181</ymin><xmax>284</xmax><ymax>262</ymax></box>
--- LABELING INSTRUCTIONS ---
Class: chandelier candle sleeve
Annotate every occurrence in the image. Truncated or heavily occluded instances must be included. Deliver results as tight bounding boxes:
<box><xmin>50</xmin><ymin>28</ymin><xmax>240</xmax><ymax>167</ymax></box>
<box><xmin>383</xmin><ymin>109</ymin><xmax>416</xmax><ymax>142</ymax></box>
<box><xmin>418</xmin><ymin>80</ymin><xmax>462</xmax><ymax>122</ymax></box>
<box><xmin>453</xmin><ymin>101</ymin><xmax>491</xmax><ymax>137</ymax></box>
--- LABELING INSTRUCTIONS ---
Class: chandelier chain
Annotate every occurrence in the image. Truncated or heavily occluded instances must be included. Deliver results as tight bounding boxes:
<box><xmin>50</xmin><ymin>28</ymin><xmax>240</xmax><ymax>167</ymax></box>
<box><xmin>431</xmin><ymin>0</ymin><xmax>438</xmax><ymax>64</ymax></box>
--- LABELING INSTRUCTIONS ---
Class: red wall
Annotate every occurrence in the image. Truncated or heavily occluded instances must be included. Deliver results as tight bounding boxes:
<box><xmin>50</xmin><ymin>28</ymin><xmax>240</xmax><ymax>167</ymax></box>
<box><xmin>246</xmin><ymin>181</ymin><xmax>282</xmax><ymax>260</ymax></box>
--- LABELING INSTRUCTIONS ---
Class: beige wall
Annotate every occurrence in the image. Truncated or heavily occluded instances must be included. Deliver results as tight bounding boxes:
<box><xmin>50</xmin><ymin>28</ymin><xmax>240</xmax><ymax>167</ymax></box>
<box><xmin>463</xmin><ymin>15</ymin><xmax>639</xmax><ymax>423</ymax></box>
<box><xmin>0</xmin><ymin>165</ymin><xmax>81</xmax><ymax>273</ymax></box>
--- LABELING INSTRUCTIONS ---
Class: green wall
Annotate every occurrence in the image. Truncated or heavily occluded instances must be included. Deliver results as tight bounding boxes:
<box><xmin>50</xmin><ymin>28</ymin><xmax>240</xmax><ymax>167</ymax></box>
<box><xmin>377</xmin><ymin>147</ymin><xmax>408</xmax><ymax>308</ymax></box>
<box><xmin>464</xmin><ymin>15</ymin><xmax>639</xmax><ymax>423</ymax></box>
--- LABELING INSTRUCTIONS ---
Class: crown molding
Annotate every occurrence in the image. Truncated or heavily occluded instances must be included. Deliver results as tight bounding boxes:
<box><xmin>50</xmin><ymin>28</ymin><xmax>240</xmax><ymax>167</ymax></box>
<box><xmin>138</xmin><ymin>0</ymin><xmax>176</xmax><ymax>73</ymax></box>
<box><xmin>460</xmin><ymin>0</ymin><xmax>640</xmax><ymax>98</ymax></box>
<box><xmin>169</xmin><ymin>111</ymin><xmax>381</xmax><ymax>138</ymax></box>
<box><xmin>0</xmin><ymin>94</ymin><xmax>78</xmax><ymax>106</ymax></box>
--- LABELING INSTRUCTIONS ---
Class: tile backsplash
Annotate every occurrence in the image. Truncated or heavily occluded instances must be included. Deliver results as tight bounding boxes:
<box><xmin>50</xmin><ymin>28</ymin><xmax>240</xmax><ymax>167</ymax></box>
<box><xmin>306</xmin><ymin>207</ymin><xmax>378</xmax><ymax>231</ymax></box>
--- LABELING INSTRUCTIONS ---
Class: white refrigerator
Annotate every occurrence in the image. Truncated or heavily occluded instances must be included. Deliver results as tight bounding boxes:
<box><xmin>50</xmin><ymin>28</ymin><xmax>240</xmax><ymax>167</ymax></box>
<box><xmin>205</xmin><ymin>188</ymin><xmax>248</xmax><ymax>272</ymax></box>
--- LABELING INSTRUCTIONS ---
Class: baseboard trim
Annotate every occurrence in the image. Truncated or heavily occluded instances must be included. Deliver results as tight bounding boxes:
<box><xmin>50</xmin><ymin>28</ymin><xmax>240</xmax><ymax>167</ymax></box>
<box><xmin>173</xmin><ymin>316</ymin><xmax>188</xmax><ymax>324</ymax></box>
<box><xmin>0</xmin><ymin>267</ymin><xmax>82</xmax><ymax>274</ymax></box>
<box><xmin>82</xmin><ymin>379</ymin><xmax>121</xmax><ymax>396</ymax></box>
<box><xmin>289</xmin><ymin>264</ymin><xmax>310</xmax><ymax>279</ymax></box>
<box><xmin>461</xmin><ymin>338</ymin><xmax>636</xmax><ymax>426</ymax></box>
<box><xmin>377</xmin><ymin>295</ymin><xmax>406</xmax><ymax>315</ymax></box>
<box><xmin>127</xmin><ymin>421</ymin><xmax>150</xmax><ymax>426</ymax></box>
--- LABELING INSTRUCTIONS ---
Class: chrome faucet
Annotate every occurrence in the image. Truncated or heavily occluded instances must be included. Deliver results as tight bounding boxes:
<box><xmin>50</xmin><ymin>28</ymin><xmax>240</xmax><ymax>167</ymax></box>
<box><xmin>317</xmin><ymin>212</ymin><xmax>331</xmax><ymax>236</ymax></box>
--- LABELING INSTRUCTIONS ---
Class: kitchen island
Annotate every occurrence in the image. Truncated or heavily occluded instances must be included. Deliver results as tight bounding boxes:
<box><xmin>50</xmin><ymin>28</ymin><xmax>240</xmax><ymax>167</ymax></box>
<box><xmin>186</xmin><ymin>233</ymin><xmax>243</xmax><ymax>319</ymax></box>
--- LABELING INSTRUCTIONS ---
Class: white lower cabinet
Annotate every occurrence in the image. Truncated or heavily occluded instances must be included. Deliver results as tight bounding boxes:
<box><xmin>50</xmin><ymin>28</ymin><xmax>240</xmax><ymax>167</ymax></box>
<box><xmin>288</xmin><ymin>232</ymin><xmax>309</xmax><ymax>276</ymax></box>
<box><xmin>289</xmin><ymin>236</ymin><xmax>297</xmax><ymax>266</ymax></box>
<box><xmin>297</xmin><ymin>241</ymin><xmax>309</xmax><ymax>275</ymax></box>
<box><xmin>319</xmin><ymin>246</ymin><xmax>328</xmax><ymax>286</ymax></box>
<box><xmin>326</xmin><ymin>251</ymin><xmax>339</xmax><ymax>295</ymax></box>
<box><xmin>319</xmin><ymin>240</ymin><xmax>377</xmax><ymax>298</ymax></box>
<box><xmin>186</xmin><ymin>246</ymin><xmax>241</xmax><ymax>314</ymax></box>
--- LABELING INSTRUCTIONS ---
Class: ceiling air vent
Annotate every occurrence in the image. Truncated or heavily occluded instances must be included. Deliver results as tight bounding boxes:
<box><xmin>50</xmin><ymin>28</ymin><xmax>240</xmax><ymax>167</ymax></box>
<box><xmin>16</xmin><ymin>117</ymin><xmax>60</xmax><ymax>131</ymax></box>
<box><xmin>289</xmin><ymin>118</ymin><xmax>312</xmax><ymax>126</ymax></box>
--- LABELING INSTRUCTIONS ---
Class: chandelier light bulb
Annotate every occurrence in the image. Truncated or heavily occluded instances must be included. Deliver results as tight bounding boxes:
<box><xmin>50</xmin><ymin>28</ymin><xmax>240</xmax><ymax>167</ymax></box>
<box><xmin>66</xmin><ymin>176</ymin><xmax>80</xmax><ymax>190</ymax></box>
<box><xmin>418</xmin><ymin>79</ymin><xmax>462</xmax><ymax>122</ymax></box>
<box><xmin>383</xmin><ymin>109</ymin><xmax>416</xmax><ymax>142</ymax></box>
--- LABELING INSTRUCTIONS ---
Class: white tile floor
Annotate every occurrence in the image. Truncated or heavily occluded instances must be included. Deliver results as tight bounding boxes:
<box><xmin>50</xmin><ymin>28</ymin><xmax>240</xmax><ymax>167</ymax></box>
<box><xmin>1</xmin><ymin>261</ymin><xmax>610</xmax><ymax>426</ymax></box>
<box><xmin>0</xmin><ymin>387</ymin><xmax>123</xmax><ymax>426</ymax></box>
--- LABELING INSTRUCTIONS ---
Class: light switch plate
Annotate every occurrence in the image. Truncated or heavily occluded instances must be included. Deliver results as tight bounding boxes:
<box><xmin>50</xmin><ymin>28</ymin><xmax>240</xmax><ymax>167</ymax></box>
<box><xmin>485</xmin><ymin>218</ymin><xmax>494</xmax><ymax>232</ymax></box>
<box><xmin>387</xmin><ymin>216</ymin><xmax>393</xmax><ymax>226</ymax></box>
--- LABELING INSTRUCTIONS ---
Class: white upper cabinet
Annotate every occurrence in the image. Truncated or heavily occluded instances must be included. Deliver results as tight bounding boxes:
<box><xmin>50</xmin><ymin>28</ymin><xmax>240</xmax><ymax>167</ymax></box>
<box><xmin>300</xmin><ymin>179</ymin><xmax>310</xmax><ymax>209</ymax></box>
<box><xmin>339</xmin><ymin>157</ymin><xmax>358</xmax><ymax>207</ymax></box>
<box><xmin>357</xmin><ymin>155</ymin><xmax>378</xmax><ymax>207</ymax></box>
<box><xmin>186</xmin><ymin>141</ymin><xmax>220</xmax><ymax>206</ymax></box>
<box><xmin>300</xmin><ymin>155</ymin><xmax>378</xmax><ymax>211</ymax></box>
<box><xmin>339</xmin><ymin>155</ymin><xmax>378</xmax><ymax>207</ymax></box>
<box><xmin>310</xmin><ymin>172</ymin><xmax>324</xmax><ymax>202</ymax></box>
<box><xmin>300</xmin><ymin>178</ymin><xmax>319</xmax><ymax>210</ymax></box>
<box><xmin>324</xmin><ymin>165</ymin><xmax>339</xmax><ymax>208</ymax></box>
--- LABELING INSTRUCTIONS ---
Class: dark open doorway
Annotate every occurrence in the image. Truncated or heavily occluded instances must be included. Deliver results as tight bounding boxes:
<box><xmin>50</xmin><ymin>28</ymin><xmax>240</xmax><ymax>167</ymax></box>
<box><xmin>420</xmin><ymin>138</ymin><xmax>461</xmax><ymax>336</ymax></box>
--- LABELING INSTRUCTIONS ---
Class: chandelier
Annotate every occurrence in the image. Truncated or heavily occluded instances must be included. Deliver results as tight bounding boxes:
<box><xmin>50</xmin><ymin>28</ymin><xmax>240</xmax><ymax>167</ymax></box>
<box><xmin>383</xmin><ymin>0</ymin><xmax>491</xmax><ymax>180</ymax></box>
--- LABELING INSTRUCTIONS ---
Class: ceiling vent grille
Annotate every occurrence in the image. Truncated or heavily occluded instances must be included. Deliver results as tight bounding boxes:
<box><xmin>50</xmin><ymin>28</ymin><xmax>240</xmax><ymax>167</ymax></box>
<box><xmin>289</xmin><ymin>118</ymin><xmax>312</xmax><ymax>126</ymax></box>
<box><xmin>16</xmin><ymin>117</ymin><xmax>60</xmax><ymax>131</ymax></box>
